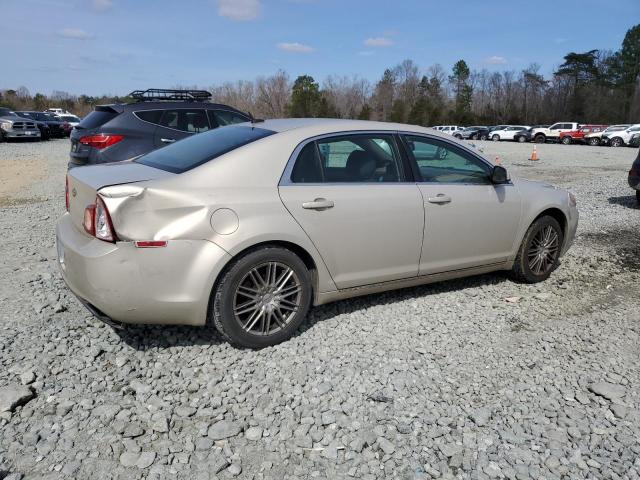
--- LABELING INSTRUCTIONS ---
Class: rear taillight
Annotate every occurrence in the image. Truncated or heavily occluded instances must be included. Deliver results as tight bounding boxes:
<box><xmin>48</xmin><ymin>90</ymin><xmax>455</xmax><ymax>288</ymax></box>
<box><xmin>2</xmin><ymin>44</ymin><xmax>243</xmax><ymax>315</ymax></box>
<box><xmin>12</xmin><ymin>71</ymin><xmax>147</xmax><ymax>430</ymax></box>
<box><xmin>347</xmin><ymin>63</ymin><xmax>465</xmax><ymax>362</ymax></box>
<box><xmin>65</xmin><ymin>175</ymin><xmax>69</xmax><ymax>211</ymax></box>
<box><xmin>83</xmin><ymin>196</ymin><xmax>117</xmax><ymax>243</ymax></box>
<box><xmin>79</xmin><ymin>134</ymin><xmax>123</xmax><ymax>149</ymax></box>
<box><xmin>83</xmin><ymin>204</ymin><xmax>96</xmax><ymax>235</ymax></box>
<box><xmin>95</xmin><ymin>196</ymin><xmax>117</xmax><ymax>242</ymax></box>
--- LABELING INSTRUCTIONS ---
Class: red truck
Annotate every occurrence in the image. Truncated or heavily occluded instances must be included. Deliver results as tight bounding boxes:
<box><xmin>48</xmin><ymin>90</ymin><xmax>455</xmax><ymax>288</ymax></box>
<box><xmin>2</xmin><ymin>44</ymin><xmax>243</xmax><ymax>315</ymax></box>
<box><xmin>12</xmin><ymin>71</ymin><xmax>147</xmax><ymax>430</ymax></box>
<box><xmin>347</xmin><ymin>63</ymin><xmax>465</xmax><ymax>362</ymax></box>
<box><xmin>559</xmin><ymin>125</ymin><xmax>608</xmax><ymax>145</ymax></box>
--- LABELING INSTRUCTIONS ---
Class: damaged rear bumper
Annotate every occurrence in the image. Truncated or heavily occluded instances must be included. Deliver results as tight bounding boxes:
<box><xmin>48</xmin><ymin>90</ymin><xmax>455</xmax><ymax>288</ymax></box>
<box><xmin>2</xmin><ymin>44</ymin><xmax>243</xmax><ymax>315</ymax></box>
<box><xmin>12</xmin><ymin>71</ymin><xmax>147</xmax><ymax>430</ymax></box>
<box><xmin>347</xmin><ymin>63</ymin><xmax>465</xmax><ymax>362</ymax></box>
<box><xmin>55</xmin><ymin>212</ymin><xmax>231</xmax><ymax>326</ymax></box>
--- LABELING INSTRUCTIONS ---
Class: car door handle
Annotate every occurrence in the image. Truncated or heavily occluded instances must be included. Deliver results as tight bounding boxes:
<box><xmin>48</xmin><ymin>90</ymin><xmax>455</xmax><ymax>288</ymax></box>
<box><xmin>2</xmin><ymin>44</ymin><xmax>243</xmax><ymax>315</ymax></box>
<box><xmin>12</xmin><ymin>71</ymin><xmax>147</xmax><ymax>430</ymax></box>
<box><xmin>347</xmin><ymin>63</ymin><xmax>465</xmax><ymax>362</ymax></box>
<box><xmin>302</xmin><ymin>198</ymin><xmax>334</xmax><ymax>210</ymax></box>
<box><xmin>160</xmin><ymin>138</ymin><xmax>176</xmax><ymax>143</ymax></box>
<box><xmin>427</xmin><ymin>194</ymin><xmax>452</xmax><ymax>204</ymax></box>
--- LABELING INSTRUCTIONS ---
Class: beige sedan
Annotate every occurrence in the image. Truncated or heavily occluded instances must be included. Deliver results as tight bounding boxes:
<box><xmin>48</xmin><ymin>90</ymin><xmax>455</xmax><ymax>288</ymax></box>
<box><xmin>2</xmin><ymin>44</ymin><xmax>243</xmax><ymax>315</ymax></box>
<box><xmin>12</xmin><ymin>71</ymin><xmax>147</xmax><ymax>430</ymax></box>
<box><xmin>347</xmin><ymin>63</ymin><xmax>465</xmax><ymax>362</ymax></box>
<box><xmin>57</xmin><ymin>119</ymin><xmax>578</xmax><ymax>348</ymax></box>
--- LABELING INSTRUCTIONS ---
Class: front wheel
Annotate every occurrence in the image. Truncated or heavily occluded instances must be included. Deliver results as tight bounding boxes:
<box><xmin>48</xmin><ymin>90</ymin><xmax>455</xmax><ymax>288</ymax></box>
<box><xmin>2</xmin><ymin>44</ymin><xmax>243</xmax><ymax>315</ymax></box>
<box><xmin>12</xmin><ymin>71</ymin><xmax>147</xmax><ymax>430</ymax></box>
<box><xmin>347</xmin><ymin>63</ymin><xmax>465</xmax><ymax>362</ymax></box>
<box><xmin>610</xmin><ymin>137</ymin><xmax>623</xmax><ymax>147</ymax></box>
<box><xmin>561</xmin><ymin>136</ymin><xmax>572</xmax><ymax>145</ymax></box>
<box><xmin>492</xmin><ymin>134</ymin><xmax>500</xmax><ymax>142</ymax></box>
<box><xmin>588</xmin><ymin>137</ymin><xmax>600</xmax><ymax>146</ymax></box>
<box><xmin>534</xmin><ymin>135</ymin><xmax>546</xmax><ymax>143</ymax></box>
<box><xmin>517</xmin><ymin>135</ymin><xmax>526</xmax><ymax>143</ymax></box>
<box><xmin>211</xmin><ymin>246</ymin><xmax>312</xmax><ymax>348</ymax></box>
<box><xmin>511</xmin><ymin>216</ymin><xmax>564</xmax><ymax>283</ymax></box>
<box><xmin>479</xmin><ymin>134</ymin><xmax>488</xmax><ymax>141</ymax></box>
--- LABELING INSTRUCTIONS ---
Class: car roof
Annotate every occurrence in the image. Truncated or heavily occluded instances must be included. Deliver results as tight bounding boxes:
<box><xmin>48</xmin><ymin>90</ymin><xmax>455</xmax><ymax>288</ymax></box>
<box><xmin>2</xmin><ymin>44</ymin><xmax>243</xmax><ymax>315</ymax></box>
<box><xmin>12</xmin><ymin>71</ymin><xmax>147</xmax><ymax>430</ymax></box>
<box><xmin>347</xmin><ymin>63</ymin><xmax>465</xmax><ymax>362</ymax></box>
<box><xmin>241</xmin><ymin>118</ymin><xmax>447</xmax><ymax>139</ymax></box>
<box><xmin>109</xmin><ymin>101</ymin><xmax>248</xmax><ymax>114</ymax></box>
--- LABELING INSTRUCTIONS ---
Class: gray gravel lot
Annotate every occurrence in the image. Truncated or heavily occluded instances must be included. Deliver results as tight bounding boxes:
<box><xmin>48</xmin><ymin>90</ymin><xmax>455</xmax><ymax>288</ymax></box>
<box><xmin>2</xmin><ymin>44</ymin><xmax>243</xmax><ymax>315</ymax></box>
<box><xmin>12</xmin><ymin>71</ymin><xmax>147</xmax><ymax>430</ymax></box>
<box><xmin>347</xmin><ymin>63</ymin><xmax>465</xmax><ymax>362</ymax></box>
<box><xmin>1</xmin><ymin>139</ymin><xmax>639</xmax><ymax>480</ymax></box>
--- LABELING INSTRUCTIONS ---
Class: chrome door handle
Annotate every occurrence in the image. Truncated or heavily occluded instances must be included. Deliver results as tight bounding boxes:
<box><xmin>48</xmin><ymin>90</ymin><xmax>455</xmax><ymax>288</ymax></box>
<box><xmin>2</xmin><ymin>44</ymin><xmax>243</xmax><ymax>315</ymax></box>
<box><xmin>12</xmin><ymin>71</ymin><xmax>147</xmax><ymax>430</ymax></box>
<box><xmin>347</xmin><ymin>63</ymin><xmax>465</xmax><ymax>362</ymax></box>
<box><xmin>302</xmin><ymin>198</ymin><xmax>334</xmax><ymax>211</ymax></box>
<box><xmin>161</xmin><ymin>138</ymin><xmax>176</xmax><ymax>143</ymax></box>
<box><xmin>427</xmin><ymin>194</ymin><xmax>452</xmax><ymax>204</ymax></box>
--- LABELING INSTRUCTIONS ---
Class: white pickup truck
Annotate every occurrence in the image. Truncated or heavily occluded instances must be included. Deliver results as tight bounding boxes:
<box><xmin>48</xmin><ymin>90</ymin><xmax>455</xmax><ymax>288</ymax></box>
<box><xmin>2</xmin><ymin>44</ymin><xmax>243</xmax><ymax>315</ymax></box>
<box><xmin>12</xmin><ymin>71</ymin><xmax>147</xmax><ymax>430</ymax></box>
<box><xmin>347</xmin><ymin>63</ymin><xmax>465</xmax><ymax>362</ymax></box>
<box><xmin>531</xmin><ymin>122</ymin><xmax>579</xmax><ymax>143</ymax></box>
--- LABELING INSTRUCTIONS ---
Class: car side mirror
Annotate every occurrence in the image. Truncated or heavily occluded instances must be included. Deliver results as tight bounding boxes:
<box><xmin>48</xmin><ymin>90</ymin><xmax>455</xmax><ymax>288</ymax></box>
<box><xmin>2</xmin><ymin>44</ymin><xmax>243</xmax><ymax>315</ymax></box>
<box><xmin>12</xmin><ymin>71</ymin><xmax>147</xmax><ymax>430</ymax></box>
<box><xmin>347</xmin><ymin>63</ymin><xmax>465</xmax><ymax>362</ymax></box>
<box><xmin>490</xmin><ymin>165</ymin><xmax>509</xmax><ymax>184</ymax></box>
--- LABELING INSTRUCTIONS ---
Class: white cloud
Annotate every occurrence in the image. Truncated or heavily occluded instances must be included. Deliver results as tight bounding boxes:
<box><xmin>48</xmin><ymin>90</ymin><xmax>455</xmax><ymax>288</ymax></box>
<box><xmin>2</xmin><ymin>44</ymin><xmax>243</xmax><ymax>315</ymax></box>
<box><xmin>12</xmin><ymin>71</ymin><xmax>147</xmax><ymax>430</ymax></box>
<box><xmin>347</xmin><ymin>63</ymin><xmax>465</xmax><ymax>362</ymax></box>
<box><xmin>217</xmin><ymin>0</ymin><xmax>260</xmax><ymax>21</ymax></box>
<box><xmin>364</xmin><ymin>37</ymin><xmax>394</xmax><ymax>47</ymax></box>
<box><xmin>277</xmin><ymin>42</ymin><xmax>314</xmax><ymax>53</ymax></box>
<box><xmin>57</xmin><ymin>28</ymin><xmax>93</xmax><ymax>40</ymax></box>
<box><xmin>486</xmin><ymin>55</ymin><xmax>507</xmax><ymax>65</ymax></box>
<box><xmin>92</xmin><ymin>0</ymin><xmax>113</xmax><ymax>11</ymax></box>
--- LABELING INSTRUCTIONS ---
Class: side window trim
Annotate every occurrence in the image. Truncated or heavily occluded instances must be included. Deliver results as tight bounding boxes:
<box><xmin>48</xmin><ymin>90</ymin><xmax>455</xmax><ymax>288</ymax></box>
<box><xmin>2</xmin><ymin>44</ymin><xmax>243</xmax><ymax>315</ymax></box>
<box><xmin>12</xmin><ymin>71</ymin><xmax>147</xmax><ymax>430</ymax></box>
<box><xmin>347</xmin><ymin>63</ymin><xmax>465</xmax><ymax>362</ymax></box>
<box><xmin>398</xmin><ymin>132</ymin><xmax>495</xmax><ymax>185</ymax></box>
<box><xmin>280</xmin><ymin>130</ymin><xmax>410</xmax><ymax>186</ymax></box>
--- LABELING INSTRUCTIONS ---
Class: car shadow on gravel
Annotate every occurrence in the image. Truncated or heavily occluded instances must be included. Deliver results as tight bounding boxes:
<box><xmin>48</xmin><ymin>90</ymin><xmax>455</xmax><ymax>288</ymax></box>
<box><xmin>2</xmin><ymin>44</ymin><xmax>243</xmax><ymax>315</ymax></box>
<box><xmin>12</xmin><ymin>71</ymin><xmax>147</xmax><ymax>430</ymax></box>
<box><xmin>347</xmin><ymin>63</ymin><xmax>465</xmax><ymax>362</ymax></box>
<box><xmin>112</xmin><ymin>324</ymin><xmax>224</xmax><ymax>350</ymax></box>
<box><xmin>608</xmin><ymin>195</ymin><xmax>639</xmax><ymax>209</ymax></box>
<box><xmin>110</xmin><ymin>273</ymin><xmax>509</xmax><ymax>350</ymax></box>
<box><xmin>299</xmin><ymin>272</ymin><xmax>509</xmax><ymax>336</ymax></box>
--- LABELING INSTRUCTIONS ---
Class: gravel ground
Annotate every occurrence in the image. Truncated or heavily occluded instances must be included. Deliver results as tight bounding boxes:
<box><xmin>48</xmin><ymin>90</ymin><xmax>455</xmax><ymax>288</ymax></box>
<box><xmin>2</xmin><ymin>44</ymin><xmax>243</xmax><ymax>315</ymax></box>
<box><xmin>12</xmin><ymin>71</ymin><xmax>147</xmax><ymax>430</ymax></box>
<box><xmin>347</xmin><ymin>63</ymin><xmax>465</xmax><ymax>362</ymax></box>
<box><xmin>1</xmin><ymin>138</ymin><xmax>639</xmax><ymax>480</ymax></box>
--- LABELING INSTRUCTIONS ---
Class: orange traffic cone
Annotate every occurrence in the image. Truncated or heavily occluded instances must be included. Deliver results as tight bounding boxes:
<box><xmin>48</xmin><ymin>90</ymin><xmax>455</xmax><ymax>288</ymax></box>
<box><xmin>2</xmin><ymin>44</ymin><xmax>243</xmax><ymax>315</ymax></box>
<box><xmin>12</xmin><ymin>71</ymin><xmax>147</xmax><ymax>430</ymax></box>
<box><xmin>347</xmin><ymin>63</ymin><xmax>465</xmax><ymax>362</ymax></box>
<box><xmin>529</xmin><ymin>145</ymin><xmax>540</xmax><ymax>161</ymax></box>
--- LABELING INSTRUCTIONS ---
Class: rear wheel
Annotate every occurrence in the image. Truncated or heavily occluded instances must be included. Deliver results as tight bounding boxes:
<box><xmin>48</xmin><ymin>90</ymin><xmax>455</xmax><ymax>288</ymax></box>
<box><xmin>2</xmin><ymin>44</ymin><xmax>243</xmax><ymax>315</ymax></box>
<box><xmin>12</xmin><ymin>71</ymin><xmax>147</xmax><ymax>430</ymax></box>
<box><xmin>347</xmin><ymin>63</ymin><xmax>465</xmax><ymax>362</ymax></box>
<box><xmin>511</xmin><ymin>216</ymin><xmax>564</xmax><ymax>283</ymax></box>
<box><xmin>561</xmin><ymin>136</ymin><xmax>572</xmax><ymax>145</ymax></box>
<box><xmin>479</xmin><ymin>134</ymin><xmax>488</xmax><ymax>141</ymax></box>
<box><xmin>588</xmin><ymin>137</ymin><xmax>600</xmax><ymax>146</ymax></box>
<box><xmin>492</xmin><ymin>134</ymin><xmax>500</xmax><ymax>142</ymax></box>
<box><xmin>211</xmin><ymin>246</ymin><xmax>312</xmax><ymax>348</ymax></box>
<box><xmin>517</xmin><ymin>135</ymin><xmax>526</xmax><ymax>143</ymax></box>
<box><xmin>534</xmin><ymin>134</ymin><xmax>546</xmax><ymax>143</ymax></box>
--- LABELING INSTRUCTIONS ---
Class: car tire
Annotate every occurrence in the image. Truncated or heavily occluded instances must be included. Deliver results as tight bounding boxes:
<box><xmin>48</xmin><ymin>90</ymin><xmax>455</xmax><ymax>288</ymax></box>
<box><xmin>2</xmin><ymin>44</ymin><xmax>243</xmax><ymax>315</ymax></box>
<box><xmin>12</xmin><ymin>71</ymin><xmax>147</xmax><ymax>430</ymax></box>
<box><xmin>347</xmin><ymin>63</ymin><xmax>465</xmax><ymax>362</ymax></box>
<box><xmin>211</xmin><ymin>246</ymin><xmax>313</xmax><ymax>348</ymax></box>
<box><xmin>480</xmin><ymin>134</ymin><xmax>488</xmax><ymax>141</ymax></box>
<box><xmin>588</xmin><ymin>137</ymin><xmax>600</xmax><ymax>146</ymax></box>
<box><xmin>561</xmin><ymin>136</ymin><xmax>572</xmax><ymax>145</ymax></box>
<box><xmin>511</xmin><ymin>215</ymin><xmax>564</xmax><ymax>284</ymax></box>
<box><xmin>534</xmin><ymin>135</ymin><xmax>546</xmax><ymax>143</ymax></box>
<box><xmin>517</xmin><ymin>136</ymin><xmax>526</xmax><ymax>143</ymax></box>
<box><xmin>454</xmin><ymin>134</ymin><xmax>462</xmax><ymax>139</ymax></box>
<box><xmin>470</xmin><ymin>134</ymin><xmax>477</xmax><ymax>140</ymax></box>
<box><xmin>492</xmin><ymin>134</ymin><xmax>500</xmax><ymax>142</ymax></box>
<box><xmin>610</xmin><ymin>137</ymin><xmax>623</xmax><ymax>147</ymax></box>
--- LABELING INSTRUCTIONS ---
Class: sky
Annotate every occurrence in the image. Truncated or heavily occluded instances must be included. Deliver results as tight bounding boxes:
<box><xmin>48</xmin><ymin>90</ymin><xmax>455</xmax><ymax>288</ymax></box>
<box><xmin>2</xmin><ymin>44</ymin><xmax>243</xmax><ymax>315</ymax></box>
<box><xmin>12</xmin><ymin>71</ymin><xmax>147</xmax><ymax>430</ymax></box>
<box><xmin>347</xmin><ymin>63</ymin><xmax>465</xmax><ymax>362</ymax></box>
<box><xmin>2</xmin><ymin>0</ymin><xmax>639</xmax><ymax>96</ymax></box>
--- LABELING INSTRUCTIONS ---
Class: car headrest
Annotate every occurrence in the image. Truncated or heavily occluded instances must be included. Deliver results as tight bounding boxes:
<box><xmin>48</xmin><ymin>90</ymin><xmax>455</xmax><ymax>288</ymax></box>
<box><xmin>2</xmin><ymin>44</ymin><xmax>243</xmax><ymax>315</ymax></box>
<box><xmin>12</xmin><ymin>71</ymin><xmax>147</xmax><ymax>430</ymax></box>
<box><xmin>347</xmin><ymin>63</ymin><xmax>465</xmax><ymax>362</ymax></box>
<box><xmin>346</xmin><ymin>150</ymin><xmax>376</xmax><ymax>181</ymax></box>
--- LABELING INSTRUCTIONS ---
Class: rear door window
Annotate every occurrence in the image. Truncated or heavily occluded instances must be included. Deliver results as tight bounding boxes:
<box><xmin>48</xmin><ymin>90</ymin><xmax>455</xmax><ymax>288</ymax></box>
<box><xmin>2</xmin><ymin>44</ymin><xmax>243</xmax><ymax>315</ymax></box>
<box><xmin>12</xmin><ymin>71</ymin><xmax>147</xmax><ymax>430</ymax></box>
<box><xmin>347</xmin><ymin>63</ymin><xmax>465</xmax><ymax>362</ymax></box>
<box><xmin>159</xmin><ymin>109</ymin><xmax>211</xmax><ymax>133</ymax></box>
<box><xmin>291</xmin><ymin>134</ymin><xmax>403</xmax><ymax>183</ymax></box>
<box><xmin>135</xmin><ymin>110</ymin><xmax>163</xmax><ymax>125</ymax></box>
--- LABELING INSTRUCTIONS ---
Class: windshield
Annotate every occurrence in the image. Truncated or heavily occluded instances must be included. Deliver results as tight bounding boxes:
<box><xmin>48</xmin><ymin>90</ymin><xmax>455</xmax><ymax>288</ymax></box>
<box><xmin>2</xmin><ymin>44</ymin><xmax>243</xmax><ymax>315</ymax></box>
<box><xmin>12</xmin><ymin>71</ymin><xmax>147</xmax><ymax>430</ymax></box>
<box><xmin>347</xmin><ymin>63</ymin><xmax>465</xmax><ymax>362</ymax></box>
<box><xmin>137</xmin><ymin>125</ymin><xmax>276</xmax><ymax>174</ymax></box>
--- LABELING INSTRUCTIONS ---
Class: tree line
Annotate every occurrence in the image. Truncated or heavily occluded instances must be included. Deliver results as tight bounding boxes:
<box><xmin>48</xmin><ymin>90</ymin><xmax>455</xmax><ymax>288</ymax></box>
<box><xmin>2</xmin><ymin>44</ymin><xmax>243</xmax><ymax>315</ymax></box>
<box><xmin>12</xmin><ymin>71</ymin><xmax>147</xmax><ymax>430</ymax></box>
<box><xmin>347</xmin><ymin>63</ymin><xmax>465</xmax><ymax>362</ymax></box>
<box><xmin>2</xmin><ymin>24</ymin><xmax>638</xmax><ymax>126</ymax></box>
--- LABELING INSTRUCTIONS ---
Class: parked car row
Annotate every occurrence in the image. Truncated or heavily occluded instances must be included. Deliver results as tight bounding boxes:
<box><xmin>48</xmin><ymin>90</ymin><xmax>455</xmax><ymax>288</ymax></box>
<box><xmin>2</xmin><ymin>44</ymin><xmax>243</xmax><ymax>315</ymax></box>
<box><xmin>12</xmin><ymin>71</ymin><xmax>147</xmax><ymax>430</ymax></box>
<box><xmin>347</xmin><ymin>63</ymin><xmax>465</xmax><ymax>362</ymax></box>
<box><xmin>0</xmin><ymin>107</ymin><xmax>81</xmax><ymax>142</ymax></box>
<box><xmin>435</xmin><ymin>122</ymin><xmax>640</xmax><ymax>147</ymax></box>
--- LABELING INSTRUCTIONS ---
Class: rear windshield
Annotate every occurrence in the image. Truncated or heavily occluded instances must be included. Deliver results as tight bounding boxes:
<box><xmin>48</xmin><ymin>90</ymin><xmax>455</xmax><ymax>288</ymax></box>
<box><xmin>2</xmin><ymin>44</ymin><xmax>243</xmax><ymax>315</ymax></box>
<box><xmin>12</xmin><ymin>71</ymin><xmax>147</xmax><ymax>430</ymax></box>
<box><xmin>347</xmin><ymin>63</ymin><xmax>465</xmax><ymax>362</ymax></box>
<box><xmin>137</xmin><ymin>126</ymin><xmax>276</xmax><ymax>174</ymax></box>
<box><xmin>78</xmin><ymin>109</ymin><xmax>118</xmax><ymax>129</ymax></box>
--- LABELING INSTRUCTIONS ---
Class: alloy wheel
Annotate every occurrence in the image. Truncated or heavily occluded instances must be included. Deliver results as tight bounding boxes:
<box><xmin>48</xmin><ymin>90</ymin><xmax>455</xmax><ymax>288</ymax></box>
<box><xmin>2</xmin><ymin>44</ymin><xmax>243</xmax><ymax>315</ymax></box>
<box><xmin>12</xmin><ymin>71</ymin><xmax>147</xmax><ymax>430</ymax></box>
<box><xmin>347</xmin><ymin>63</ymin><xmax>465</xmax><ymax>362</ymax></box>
<box><xmin>527</xmin><ymin>225</ymin><xmax>560</xmax><ymax>275</ymax></box>
<box><xmin>233</xmin><ymin>262</ymin><xmax>302</xmax><ymax>336</ymax></box>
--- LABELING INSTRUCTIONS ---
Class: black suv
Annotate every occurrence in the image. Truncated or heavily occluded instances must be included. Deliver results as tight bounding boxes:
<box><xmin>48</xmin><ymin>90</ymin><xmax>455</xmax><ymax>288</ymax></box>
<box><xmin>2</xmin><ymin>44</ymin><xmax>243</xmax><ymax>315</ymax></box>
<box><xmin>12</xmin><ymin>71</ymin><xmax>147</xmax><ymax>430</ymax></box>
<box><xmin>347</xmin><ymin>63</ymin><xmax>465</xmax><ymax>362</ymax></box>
<box><xmin>69</xmin><ymin>89</ymin><xmax>251</xmax><ymax>168</ymax></box>
<box><xmin>16</xmin><ymin>111</ymin><xmax>68</xmax><ymax>138</ymax></box>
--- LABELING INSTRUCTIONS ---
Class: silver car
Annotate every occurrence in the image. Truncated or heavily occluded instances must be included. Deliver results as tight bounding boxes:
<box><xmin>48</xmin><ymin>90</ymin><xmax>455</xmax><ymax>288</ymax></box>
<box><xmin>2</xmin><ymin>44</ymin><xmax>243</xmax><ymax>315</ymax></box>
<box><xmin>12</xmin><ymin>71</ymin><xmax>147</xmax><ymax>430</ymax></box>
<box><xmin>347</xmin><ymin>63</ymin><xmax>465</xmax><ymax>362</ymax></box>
<box><xmin>56</xmin><ymin>119</ymin><xmax>578</xmax><ymax>348</ymax></box>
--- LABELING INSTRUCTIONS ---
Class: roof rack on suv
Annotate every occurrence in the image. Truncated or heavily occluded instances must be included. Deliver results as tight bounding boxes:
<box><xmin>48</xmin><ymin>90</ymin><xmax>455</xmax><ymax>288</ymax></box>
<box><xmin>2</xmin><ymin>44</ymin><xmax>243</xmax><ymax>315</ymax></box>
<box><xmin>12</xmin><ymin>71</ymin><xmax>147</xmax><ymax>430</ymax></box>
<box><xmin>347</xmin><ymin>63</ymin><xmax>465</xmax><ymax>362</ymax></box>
<box><xmin>129</xmin><ymin>88</ymin><xmax>212</xmax><ymax>102</ymax></box>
